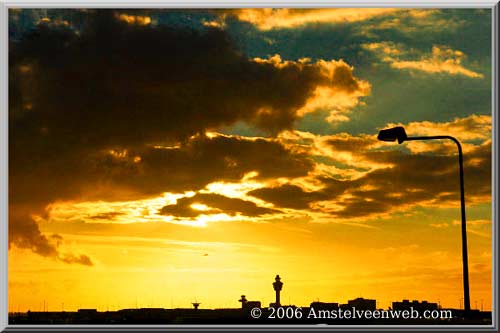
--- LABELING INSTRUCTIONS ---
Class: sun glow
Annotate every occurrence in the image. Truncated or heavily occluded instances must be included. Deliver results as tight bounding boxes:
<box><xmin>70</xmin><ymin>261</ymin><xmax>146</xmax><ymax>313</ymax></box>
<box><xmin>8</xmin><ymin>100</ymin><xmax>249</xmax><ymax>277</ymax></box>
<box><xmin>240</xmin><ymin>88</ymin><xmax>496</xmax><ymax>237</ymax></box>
<box><xmin>190</xmin><ymin>203</ymin><xmax>210</xmax><ymax>211</ymax></box>
<box><xmin>204</xmin><ymin>180</ymin><xmax>263</xmax><ymax>199</ymax></box>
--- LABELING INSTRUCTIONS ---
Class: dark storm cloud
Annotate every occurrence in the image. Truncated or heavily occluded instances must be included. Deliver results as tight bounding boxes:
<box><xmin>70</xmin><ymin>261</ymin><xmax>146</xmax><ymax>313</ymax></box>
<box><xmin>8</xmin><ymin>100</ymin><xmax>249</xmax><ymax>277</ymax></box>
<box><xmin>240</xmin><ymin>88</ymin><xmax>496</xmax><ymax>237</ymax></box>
<box><xmin>10</xmin><ymin>10</ymin><xmax>363</xmax><ymax>148</ymax></box>
<box><xmin>159</xmin><ymin>192</ymin><xmax>279</xmax><ymax>218</ymax></box>
<box><xmin>12</xmin><ymin>9</ymin><xmax>357</xmax><ymax>260</ymax></box>
<box><xmin>11</xmin><ymin>8</ymin><xmax>348</xmax><ymax>260</ymax></box>
<box><xmin>249</xmin><ymin>141</ymin><xmax>491</xmax><ymax>218</ymax></box>
<box><xmin>92</xmin><ymin>135</ymin><xmax>315</xmax><ymax>196</ymax></box>
<box><xmin>10</xmin><ymin>133</ymin><xmax>314</xmax><ymax>206</ymax></box>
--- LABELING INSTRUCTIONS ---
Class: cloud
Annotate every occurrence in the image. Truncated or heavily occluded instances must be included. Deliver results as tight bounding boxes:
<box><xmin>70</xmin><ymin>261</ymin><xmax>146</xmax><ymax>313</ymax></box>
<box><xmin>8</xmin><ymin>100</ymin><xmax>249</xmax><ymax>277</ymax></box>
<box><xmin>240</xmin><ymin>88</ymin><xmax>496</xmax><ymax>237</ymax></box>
<box><xmin>249</xmin><ymin>184</ymin><xmax>325</xmax><ymax>210</ymax></box>
<box><xmin>388</xmin><ymin>114</ymin><xmax>491</xmax><ymax>141</ymax></box>
<box><xmin>430</xmin><ymin>223</ymin><xmax>449</xmax><ymax>228</ymax></box>
<box><xmin>59</xmin><ymin>253</ymin><xmax>93</xmax><ymax>266</ymax></box>
<box><xmin>12</xmin><ymin>10</ymin><xmax>365</xmax><ymax>260</ymax></box>
<box><xmin>226</xmin><ymin>8</ymin><xmax>402</xmax><ymax>30</ymax></box>
<box><xmin>10</xmin><ymin>12</ymin><xmax>367</xmax><ymax>148</ymax></box>
<box><xmin>390</xmin><ymin>46</ymin><xmax>483</xmax><ymax>78</ymax></box>
<box><xmin>159</xmin><ymin>192</ymin><xmax>279</xmax><ymax>219</ymax></box>
<box><xmin>347</xmin><ymin>142</ymin><xmax>490</xmax><ymax>213</ymax></box>
<box><xmin>9</xmin><ymin>132</ymin><xmax>314</xmax><ymax>258</ymax></box>
<box><xmin>364</xmin><ymin>43</ymin><xmax>483</xmax><ymax>78</ymax></box>
<box><xmin>385</xmin><ymin>115</ymin><xmax>492</xmax><ymax>155</ymax></box>
<box><xmin>324</xmin><ymin>132</ymin><xmax>379</xmax><ymax>153</ymax></box>
<box><xmin>252</xmin><ymin>55</ymin><xmax>370</xmax><ymax>124</ymax></box>
<box><xmin>357</xmin><ymin>9</ymin><xmax>467</xmax><ymax>37</ymax></box>
<box><xmin>251</xmin><ymin>116</ymin><xmax>491</xmax><ymax>220</ymax></box>
<box><xmin>116</xmin><ymin>13</ymin><xmax>152</xmax><ymax>25</ymax></box>
<box><xmin>452</xmin><ymin>219</ymin><xmax>491</xmax><ymax>226</ymax></box>
<box><xmin>9</xmin><ymin>206</ymin><xmax>94</xmax><ymax>265</ymax></box>
<box><xmin>11</xmin><ymin>133</ymin><xmax>315</xmax><ymax>205</ymax></box>
<box><xmin>104</xmin><ymin>134</ymin><xmax>315</xmax><ymax>195</ymax></box>
<box><xmin>252</xmin><ymin>140</ymin><xmax>491</xmax><ymax>219</ymax></box>
<box><xmin>8</xmin><ymin>9</ymin><xmax>491</xmax><ymax>259</ymax></box>
<box><xmin>362</xmin><ymin>41</ymin><xmax>406</xmax><ymax>57</ymax></box>
<box><xmin>313</xmin><ymin>114</ymin><xmax>491</xmax><ymax>166</ymax></box>
<box><xmin>9</xmin><ymin>209</ymin><xmax>59</xmax><ymax>257</ymax></box>
<box><xmin>89</xmin><ymin>212</ymin><xmax>124</xmax><ymax>220</ymax></box>
<box><xmin>431</xmin><ymin>219</ymin><xmax>492</xmax><ymax>238</ymax></box>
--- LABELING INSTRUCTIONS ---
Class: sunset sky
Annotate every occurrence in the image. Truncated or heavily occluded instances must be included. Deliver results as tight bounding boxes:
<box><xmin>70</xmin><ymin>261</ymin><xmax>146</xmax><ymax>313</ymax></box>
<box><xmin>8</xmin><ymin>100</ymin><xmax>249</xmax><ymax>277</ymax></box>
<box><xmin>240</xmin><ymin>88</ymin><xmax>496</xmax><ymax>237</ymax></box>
<box><xmin>8</xmin><ymin>8</ymin><xmax>492</xmax><ymax>312</ymax></box>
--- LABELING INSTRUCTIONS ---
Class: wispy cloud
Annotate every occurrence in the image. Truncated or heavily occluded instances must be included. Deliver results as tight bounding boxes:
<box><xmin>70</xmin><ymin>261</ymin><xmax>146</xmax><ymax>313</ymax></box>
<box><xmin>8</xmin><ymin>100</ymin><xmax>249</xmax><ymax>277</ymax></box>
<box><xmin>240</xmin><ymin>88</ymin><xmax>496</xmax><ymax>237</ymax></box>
<box><xmin>364</xmin><ymin>43</ymin><xmax>483</xmax><ymax>78</ymax></box>
<box><xmin>228</xmin><ymin>8</ymin><xmax>402</xmax><ymax>30</ymax></box>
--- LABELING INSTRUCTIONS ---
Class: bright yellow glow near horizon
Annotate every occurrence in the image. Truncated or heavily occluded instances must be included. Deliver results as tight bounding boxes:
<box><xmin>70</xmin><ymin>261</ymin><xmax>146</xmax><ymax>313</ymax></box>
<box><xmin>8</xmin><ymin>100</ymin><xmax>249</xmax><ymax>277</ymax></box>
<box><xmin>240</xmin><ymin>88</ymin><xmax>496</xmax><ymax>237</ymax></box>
<box><xmin>8</xmin><ymin>204</ymin><xmax>492</xmax><ymax>312</ymax></box>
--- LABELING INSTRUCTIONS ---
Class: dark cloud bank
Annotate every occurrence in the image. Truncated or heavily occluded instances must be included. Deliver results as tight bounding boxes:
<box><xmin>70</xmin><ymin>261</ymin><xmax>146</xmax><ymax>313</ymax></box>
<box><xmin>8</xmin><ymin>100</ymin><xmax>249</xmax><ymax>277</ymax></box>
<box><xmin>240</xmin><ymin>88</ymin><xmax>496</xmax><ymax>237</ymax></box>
<box><xmin>9</xmin><ymin>10</ymin><xmax>358</xmax><ymax>262</ymax></box>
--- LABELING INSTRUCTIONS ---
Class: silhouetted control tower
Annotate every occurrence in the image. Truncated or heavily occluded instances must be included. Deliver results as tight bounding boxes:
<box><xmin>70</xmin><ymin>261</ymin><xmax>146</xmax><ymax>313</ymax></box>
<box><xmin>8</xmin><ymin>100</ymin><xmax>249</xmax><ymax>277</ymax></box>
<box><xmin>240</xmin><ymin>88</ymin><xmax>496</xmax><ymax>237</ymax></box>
<box><xmin>238</xmin><ymin>295</ymin><xmax>248</xmax><ymax>308</ymax></box>
<box><xmin>273</xmin><ymin>275</ymin><xmax>283</xmax><ymax>306</ymax></box>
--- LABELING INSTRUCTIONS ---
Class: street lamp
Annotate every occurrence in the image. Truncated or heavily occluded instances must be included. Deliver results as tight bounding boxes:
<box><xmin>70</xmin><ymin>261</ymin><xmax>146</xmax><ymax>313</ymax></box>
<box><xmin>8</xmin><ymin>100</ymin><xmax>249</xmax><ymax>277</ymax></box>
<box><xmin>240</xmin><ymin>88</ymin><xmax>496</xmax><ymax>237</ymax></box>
<box><xmin>377</xmin><ymin>126</ymin><xmax>471</xmax><ymax>314</ymax></box>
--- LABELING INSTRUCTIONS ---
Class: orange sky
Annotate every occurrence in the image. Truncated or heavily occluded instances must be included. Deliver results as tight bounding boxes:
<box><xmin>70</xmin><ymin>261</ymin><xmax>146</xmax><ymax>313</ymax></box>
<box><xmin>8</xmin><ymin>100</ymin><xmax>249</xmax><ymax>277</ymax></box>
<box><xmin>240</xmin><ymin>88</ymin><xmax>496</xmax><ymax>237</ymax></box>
<box><xmin>8</xmin><ymin>8</ymin><xmax>493</xmax><ymax>314</ymax></box>
<box><xmin>9</xmin><ymin>195</ymin><xmax>492</xmax><ymax>311</ymax></box>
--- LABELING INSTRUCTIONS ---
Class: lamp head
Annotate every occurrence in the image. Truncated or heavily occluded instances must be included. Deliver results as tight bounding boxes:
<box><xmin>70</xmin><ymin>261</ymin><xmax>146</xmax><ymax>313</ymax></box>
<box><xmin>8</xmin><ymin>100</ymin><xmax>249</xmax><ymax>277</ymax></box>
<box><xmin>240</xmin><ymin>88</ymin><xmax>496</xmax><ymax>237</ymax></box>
<box><xmin>377</xmin><ymin>126</ymin><xmax>408</xmax><ymax>144</ymax></box>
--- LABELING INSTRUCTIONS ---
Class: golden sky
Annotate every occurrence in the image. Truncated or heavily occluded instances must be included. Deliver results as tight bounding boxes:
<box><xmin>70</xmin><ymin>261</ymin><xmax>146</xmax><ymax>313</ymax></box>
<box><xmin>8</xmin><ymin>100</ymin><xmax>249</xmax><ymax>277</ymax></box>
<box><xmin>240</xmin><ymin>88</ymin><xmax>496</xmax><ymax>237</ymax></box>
<box><xmin>8</xmin><ymin>8</ymin><xmax>493</xmax><ymax>312</ymax></box>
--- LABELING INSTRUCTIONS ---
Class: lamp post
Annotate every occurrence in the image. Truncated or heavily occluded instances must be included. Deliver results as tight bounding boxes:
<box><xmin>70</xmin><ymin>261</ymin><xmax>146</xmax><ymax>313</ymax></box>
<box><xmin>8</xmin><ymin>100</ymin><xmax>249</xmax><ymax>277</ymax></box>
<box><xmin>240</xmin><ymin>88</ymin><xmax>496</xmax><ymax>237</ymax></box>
<box><xmin>377</xmin><ymin>126</ymin><xmax>470</xmax><ymax>314</ymax></box>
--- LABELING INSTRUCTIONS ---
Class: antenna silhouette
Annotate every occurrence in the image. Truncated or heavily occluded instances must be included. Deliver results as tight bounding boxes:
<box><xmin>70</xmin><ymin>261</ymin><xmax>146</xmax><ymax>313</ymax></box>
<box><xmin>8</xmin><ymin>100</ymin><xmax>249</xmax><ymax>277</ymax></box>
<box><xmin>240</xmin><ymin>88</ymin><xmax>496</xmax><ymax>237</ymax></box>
<box><xmin>192</xmin><ymin>297</ymin><xmax>200</xmax><ymax>310</ymax></box>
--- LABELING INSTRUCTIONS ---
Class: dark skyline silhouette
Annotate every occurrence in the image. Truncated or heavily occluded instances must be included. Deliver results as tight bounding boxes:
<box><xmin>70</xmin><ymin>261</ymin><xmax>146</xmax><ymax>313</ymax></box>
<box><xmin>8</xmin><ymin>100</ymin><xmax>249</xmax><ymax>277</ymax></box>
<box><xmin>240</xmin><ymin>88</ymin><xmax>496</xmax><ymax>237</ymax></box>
<box><xmin>8</xmin><ymin>275</ymin><xmax>492</xmax><ymax>325</ymax></box>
